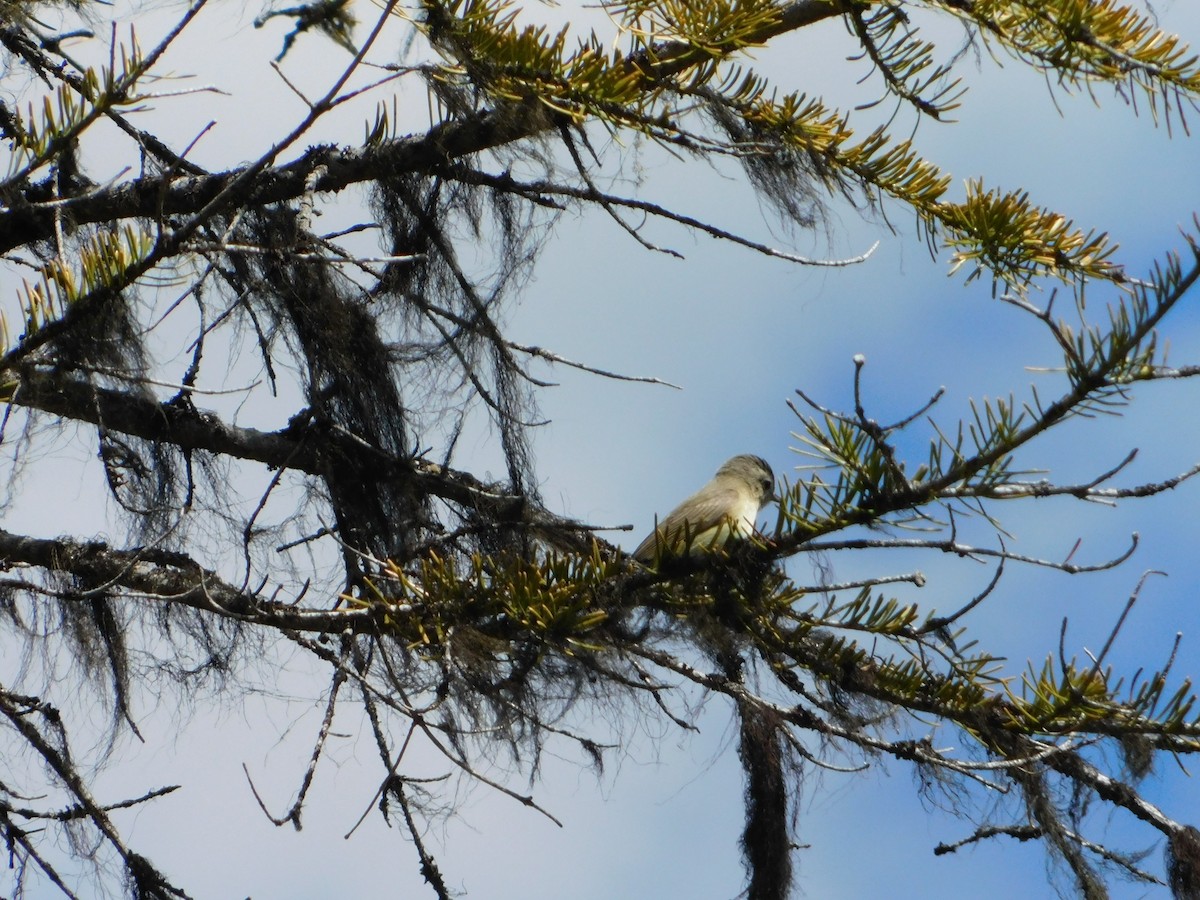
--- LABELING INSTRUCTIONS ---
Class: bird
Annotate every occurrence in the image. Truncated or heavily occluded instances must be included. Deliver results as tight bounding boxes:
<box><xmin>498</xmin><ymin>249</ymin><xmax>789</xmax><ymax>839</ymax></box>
<box><xmin>632</xmin><ymin>454</ymin><xmax>777</xmax><ymax>564</ymax></box>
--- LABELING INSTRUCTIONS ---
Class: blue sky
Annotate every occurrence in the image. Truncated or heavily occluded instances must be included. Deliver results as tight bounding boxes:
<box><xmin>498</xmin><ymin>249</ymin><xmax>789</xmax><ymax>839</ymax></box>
<box><xmin>5</xmin><ymin>2</ymin><xmax>1200</xmax><ymax>898</ymax></box>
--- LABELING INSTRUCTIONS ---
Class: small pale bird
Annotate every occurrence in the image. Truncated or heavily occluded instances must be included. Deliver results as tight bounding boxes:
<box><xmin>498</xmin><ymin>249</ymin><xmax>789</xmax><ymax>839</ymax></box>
<box><xmin>632</xmin><ymin>454</ymin><xmax>777</xmax><ymax>564</ymax></box>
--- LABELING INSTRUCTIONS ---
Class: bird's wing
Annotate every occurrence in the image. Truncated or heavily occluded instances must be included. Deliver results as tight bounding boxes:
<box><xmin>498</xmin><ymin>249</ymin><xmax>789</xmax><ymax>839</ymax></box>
<box><xmin>632</xmin><ymin>485</ymin><xmax>746</xmax><ymax>562</ymax></box>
